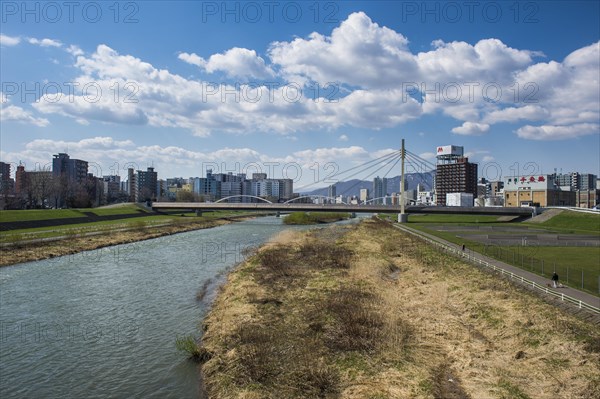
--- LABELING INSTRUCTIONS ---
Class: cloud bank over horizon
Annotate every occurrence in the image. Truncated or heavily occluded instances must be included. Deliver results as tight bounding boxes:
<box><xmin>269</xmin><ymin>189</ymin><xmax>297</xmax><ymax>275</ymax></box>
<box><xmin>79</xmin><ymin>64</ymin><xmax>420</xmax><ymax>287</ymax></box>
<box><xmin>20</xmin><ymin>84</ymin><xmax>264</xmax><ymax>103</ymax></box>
<box><xmin>3</xmin><ymin>12</ymin><xmax>598</xmax><ymax>142</ymax></box>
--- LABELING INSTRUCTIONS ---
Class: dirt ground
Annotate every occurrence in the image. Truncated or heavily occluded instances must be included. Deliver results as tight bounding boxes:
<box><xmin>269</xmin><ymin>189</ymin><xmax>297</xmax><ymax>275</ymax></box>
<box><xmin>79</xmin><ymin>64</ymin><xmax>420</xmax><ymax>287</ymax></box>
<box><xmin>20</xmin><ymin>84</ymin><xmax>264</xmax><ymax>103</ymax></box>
<box><xmin>200</xmin><ymin>219</ymin><xmax>600</xmax><ymax>399</ymax></box>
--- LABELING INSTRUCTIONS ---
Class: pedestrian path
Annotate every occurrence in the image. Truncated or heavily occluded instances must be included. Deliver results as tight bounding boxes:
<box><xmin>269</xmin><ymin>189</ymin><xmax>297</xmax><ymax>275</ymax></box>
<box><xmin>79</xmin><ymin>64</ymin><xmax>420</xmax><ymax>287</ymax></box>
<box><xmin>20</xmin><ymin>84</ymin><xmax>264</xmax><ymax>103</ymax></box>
<box><xmin>393</xmin><ymin>224</ymin><xmax>600</xmax><ymax>321</ymax></box>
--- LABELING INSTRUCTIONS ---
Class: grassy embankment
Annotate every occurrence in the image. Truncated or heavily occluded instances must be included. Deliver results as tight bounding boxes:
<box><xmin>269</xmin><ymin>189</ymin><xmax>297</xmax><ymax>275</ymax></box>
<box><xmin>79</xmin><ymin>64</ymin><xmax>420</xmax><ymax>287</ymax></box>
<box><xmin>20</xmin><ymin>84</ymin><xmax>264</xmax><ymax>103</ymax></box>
<box><xmin>283</xmin><ymin>212</ymin><xmax>351</xmax><ymax>225</ymax></box>
<box><xmin>0</xmin><ymin>205</ymin><xmax>261</xmax><ymax>266</ymax></box>
<box><xmin>404</xmin><ymin>212</ymin><xmax>600</xmax><ymax>295</ymax></box>
<box><xmin>197</xmin><ymin>219</ymin><xmax>600</xmax><ymax>398</ymax></box>
<box><xmin>0</xmin><ymin>205</ymin><xmax>150</xmax><ymax>222</ymax></box>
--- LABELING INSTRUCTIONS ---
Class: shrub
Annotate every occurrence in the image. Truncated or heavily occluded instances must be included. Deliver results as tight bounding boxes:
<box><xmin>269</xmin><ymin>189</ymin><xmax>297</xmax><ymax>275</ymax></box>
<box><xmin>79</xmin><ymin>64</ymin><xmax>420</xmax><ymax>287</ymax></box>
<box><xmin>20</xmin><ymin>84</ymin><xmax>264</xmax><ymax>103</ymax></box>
<box><xmin>324</xmin><ymin>286</ymin><xmax>384</xmax><ymax>353</ymax></box>
<box><xmin>234</xmin><ymin>324</ymin><xmax>285</xmax><ymax>384</ymax></box>
<box><xmin>175</xmin><ymin>335</ymin><xmax>211</xmax><ymax>363</ymax></box>
<box><xmin>299</xmin><ymin>241</ymin><xmax>353</xmax><ymax>269</ymax></box>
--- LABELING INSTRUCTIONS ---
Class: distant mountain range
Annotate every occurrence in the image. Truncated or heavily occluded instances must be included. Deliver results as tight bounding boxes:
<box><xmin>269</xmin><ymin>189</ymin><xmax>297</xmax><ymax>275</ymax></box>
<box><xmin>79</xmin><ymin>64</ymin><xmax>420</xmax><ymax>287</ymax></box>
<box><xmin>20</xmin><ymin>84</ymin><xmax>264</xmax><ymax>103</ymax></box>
<box><xmin>303</xmin><ymin>172</ymin><xmax>435</xmax><ymax>197</ymax></box>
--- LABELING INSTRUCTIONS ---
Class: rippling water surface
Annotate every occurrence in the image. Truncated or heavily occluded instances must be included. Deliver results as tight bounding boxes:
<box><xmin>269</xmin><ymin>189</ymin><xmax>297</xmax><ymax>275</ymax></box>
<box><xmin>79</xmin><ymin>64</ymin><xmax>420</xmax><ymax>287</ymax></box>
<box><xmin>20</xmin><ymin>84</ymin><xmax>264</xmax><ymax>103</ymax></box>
<box><xmin>0</xmin><ymin>216</ymin><xmax>363</xmax><ymax>398</ymax></box>
<box><xmin>0</xmin><ymin>217</ymin><xmax>360</xmax><ymax>399</ymax></box>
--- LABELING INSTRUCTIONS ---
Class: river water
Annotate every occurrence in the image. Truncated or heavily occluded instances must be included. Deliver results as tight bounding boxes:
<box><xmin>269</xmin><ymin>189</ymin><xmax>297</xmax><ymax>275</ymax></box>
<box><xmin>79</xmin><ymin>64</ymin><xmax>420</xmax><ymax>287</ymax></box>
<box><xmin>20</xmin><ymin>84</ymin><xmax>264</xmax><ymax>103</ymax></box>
<box><xmin>0</xmin><ymin>215</ymin><xmax>363</xmax><ymax>398</ymax></box>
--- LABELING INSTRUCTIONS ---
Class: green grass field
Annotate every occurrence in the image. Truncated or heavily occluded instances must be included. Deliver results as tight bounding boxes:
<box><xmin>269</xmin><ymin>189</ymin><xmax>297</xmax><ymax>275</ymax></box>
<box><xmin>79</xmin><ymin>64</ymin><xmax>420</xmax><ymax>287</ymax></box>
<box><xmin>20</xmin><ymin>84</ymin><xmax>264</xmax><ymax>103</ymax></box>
<box><xmin>86</xmin><ymin>205</ymin><xmax>148</xmax><ymax>216</ymax></box>
<box><xmin>0</xmin><ymin>215</ymin><xmax>176</xmax><ymax>242</ymax></box>
<box><xmin>524</xmin><ymin>210</ymin><xmax>600</xmax><ymax>234</ymax></box>
<box><xmin>482</xmin><ymin>245</ymin><xmax>599</xmax><ymax>292</ymax></box>
<box><xmin>0</xmin><ymin>209</ymin><xmax>87</xmax><ymax>222</ymax></box>
<box><xmin>407</xmin><ymin>211</ymin><xmax>600</xmax><ymax>295</ymax></box>
<box><xmin>0</xmin><ymin>204</ymin><xmax>148</xmax><ymax>223</ymax></box>
<box><xmin>407</xmin><ymin>214</ymin><xmax>504</xmax><ymax>224</ymax></box>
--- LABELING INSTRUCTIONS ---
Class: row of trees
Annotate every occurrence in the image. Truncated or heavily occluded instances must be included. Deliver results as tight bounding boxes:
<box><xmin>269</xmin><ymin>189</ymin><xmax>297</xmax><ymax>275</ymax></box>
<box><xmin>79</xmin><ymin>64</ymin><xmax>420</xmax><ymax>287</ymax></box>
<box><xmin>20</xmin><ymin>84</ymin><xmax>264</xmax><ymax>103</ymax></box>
<box><xmin>1</xmin><ymin>169</ymin><xmax>105</xmax><ymax>209</ymax></box>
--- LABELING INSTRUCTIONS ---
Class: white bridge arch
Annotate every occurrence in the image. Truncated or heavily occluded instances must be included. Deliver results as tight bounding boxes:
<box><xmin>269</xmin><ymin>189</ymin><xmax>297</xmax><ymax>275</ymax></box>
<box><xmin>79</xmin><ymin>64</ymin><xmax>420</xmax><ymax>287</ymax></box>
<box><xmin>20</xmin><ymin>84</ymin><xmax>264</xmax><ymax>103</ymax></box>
<box><xmin>284</xmin><ymin>195</ymin><xmax>348</xmax><ymax>205</ymax></box>
<box><xmin>215</xmin><ymin>194</ymin><xmax>348</xmax><ymax>205</ymax></box>
<box><xmin>362</xmin><ymin>196</ymin><xmax>394</xmax><ymax>205</ymax></box>
<box><xmin>215</xmin><ymin>195</ymin><xmax>273</xmax><ymax>204</ymax></box>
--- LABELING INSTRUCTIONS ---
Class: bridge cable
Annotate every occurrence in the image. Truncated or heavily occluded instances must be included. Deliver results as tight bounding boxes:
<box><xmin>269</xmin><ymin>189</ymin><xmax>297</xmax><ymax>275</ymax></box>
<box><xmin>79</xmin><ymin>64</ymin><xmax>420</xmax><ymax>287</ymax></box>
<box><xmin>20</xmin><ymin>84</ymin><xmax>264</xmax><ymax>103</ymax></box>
<box><xmin>404</xmin><ymin>152</ymin><xmax>435</xmax><ymax>190</ymax></box>
<box><xmin>295</xmin><ymin>150</ymin><xmax>401</xmax><ymax>192</ymax></box>
<box><xmin>405</xmin><ymin>150</ymin><xmax>437</xmax><ymax>170</ymax></box>
<box><xmin>316</xmin><ymin>149</ymin><xmax>400</xmax><ymax>182</ymax></box>
<box><xmin>336</xmin><ymin>152</ymin><xmax>402</xmax><ymax>196</ymax></box>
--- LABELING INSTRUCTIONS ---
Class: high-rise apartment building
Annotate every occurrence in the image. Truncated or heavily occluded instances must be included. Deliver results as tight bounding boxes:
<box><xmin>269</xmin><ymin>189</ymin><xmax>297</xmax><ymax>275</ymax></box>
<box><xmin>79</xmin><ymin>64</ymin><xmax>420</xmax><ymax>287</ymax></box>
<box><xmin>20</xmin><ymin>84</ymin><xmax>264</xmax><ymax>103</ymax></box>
<box><xmin>136</xmin><ymin>167</ymin><xmax>158</xmax><ymax>202</ymax></box>
<box><xmin>0</xmin><ymin>162</ymin><xmax>13</xmax><ymax>193</ymax></box>
<box><xmin>15</xmin><ymin>164</ymin><xmax>26</xmax><ymax>194</ymax></box>
<box><xmin>434</xmin><ymin>145</ymin><xmax>478</xmax><ymax>206</ymax></box>
<box><xmin>127</xmin><ymin>168</ymin><xmax>137</xmax><ymax>202</ymax></box>
<box><xmin>52</xmin><ymin>153</ymin><xmax>88</xmax><ymax>183</ymax></box>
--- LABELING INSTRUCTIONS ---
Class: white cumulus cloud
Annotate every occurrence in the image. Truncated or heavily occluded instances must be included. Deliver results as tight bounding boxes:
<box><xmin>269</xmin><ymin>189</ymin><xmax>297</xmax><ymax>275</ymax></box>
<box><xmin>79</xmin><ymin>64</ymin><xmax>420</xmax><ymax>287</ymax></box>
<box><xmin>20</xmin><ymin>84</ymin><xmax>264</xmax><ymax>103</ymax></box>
<box><xmin>178</xmin><ymin>52</ymin><xmax>206</xmax><ymax>67</ymax></box>
<box><xmin>451</xmin><ymin>122</ymin><xmax>490</xmax><ymax>136</ymax></box>
<box><xmin>28</xmin><ymin>37</ymin><xmax>62</xmax><ymax>47</ymax></box>
<box><xmin>1</xmin><ymin>93</ymin><xmax>49</xmax><ymax>127</ymax></box>
<box><xmin>205</xmin><ymin>47</ymin><xmax>274</xmax><ymax>79</ymax></box>
<box><xmin>269</xmin><ymin>12</ymin><xmax>416</xmax><ymax>88</ymax></box>
<box><xmin>8</xmin><ymin>13</ymin><xmax>596</xmax><ymax>141</ymax></box>
<box><xmin>515</xmin><ymin>123</ymin><xmax>599</xmax><ymax>140</ymax></box>
<box><xmin>0</xmin><ymin>34</ymin><xmax>20</xmax><ymax>46</ymax></box>
<box><xmin>179</xmin><ymin>48</ymin><xmax>274</xmax><ymax>80</ymax></box>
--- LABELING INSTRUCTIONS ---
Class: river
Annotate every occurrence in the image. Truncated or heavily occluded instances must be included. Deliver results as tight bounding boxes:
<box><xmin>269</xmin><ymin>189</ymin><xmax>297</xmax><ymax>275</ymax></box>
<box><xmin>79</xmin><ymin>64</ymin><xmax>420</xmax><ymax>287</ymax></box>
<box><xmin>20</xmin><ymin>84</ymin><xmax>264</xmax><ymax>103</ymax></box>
<box><xmin>0</xmin><ymin>215</ymin><xmax>364</xmax><ymax>398</ymax></box>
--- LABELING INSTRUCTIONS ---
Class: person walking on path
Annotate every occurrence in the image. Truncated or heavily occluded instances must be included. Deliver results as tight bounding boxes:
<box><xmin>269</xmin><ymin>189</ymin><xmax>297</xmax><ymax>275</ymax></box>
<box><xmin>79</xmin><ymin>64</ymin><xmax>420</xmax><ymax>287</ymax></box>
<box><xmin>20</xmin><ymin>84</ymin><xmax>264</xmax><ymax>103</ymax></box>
<box><xmin>551</xmin><ymin>272</ymin><xmax>559</xmax><ymax>288</ymax></box>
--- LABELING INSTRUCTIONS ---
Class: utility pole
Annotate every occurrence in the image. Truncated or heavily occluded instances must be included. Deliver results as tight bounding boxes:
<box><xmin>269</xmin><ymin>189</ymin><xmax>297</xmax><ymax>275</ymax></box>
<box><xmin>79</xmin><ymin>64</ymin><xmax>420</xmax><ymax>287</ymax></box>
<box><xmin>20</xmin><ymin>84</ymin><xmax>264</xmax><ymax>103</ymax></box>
<box><xmin>398</xmin><ymin>138</ymin><xmax>408</xmax><ymax>223</ymax></box>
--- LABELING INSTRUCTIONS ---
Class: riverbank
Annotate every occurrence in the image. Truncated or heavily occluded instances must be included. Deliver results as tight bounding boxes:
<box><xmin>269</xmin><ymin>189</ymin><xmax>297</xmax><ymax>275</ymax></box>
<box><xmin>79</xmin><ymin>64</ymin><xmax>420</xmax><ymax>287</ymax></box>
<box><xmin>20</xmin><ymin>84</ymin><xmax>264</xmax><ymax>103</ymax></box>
<box><xmin>199</xmin><ymin>218</ymin><xmax>600</xmax><ymax>398</ymax></box>
<box><xmin>283</xmin><ymin>211</ymin><xmax>351</xmax><ymax>225</ymax></box>
<box><xmin>0</xmin><ymin>214</ymin><xmax>259</xmax><ymax>267</ymax></box>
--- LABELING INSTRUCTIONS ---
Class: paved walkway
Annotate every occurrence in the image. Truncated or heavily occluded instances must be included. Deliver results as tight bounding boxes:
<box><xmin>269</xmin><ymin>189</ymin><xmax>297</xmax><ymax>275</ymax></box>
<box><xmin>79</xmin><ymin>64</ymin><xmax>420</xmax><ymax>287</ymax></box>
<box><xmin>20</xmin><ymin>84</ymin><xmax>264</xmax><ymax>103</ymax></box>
<box><xmin>393</xmin><ymin>224</ymin><xmax>600</xmax><ymax>321</ymax></box>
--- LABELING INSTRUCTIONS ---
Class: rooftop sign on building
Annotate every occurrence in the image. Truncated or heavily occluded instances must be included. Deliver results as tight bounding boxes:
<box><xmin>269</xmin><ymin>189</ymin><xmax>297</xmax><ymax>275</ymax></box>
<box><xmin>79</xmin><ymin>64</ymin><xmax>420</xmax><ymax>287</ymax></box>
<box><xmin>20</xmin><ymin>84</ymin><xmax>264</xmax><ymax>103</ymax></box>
<box><xmin>503</xmin><ymin>175</ymin><xmax>554</xmax><ymax>190</ymax></box>
<box><xmin>436</xmin><ymin>145</ymin><xmax>464</xmax><ymax>157</ymax></box>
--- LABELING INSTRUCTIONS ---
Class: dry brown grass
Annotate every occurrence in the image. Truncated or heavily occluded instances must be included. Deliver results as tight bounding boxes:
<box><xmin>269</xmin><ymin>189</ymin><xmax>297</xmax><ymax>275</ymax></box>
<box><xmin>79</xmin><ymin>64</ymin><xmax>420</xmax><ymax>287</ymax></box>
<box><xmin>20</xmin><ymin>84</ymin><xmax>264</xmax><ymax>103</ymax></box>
<box><xmin>200</xmin><ymin>220</ymin><xmax>600</xmax><ymax>399</ymax></box>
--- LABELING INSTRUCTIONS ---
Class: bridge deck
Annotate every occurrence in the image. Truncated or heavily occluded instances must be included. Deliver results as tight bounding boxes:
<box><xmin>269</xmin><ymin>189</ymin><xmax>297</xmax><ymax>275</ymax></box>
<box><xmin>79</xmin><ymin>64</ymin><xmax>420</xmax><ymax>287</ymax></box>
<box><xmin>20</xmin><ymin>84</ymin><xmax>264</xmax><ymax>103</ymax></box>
<box><xmin>151</xmin><ymin>202</ymin><xmax>534</xmax><ymax>216</ymax></box>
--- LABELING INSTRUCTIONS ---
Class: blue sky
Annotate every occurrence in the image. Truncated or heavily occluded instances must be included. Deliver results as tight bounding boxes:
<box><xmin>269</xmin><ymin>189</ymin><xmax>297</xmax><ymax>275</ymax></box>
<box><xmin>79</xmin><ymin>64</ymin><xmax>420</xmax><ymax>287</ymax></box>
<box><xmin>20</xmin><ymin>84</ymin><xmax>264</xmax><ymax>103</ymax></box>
<box><xmin>1</xmin><ymin>1</ymin><xmax>599</xmax><ymax>188</ymax></box>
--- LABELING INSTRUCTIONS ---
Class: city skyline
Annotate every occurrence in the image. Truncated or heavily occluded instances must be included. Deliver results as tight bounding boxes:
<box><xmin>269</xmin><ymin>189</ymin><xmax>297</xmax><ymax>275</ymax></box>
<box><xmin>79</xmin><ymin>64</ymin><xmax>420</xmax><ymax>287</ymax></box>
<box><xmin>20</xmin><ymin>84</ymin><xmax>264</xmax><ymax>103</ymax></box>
<box><xmin>1</xmin><ymin>2</ymin><xmax>599</xmax><ymax>186</ymax></box>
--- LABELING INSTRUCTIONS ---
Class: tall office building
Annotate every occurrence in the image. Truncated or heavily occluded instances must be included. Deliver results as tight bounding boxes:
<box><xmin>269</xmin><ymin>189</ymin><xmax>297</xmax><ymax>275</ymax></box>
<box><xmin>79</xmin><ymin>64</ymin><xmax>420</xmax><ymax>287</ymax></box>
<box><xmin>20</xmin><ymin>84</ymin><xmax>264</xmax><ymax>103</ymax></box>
<box><xmin>373</xmin><ymin>176</ymin><xmax>388</xmax><ymax>204</ymax></box>
<box><xmin>434</xmin><ymin>145</ymin><xmax>478</xmax><ymax>206</ymax></box>
<box><xmin>278</xmin><ymin>179</ymin><xmax>293</xmax><ymax>201</ymax></box>
<box><xmin>359</xmin><ymin>188</ymin><xmax>369</xmax><ymax>203</ymax></box>
<box><xmin>328</xmin><ymin>184</ymin><xmax>336</xmax><ymax>201</ymax></box>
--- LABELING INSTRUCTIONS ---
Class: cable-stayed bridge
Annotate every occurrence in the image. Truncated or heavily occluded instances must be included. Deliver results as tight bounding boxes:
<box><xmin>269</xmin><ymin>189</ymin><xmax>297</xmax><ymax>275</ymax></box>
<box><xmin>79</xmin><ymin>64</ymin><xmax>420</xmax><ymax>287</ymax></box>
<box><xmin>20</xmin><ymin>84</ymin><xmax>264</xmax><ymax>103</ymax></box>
<box><xmin>150</xmin><ymin>201</ymin><xmax>534</xmax><ymax>216</ymax></box>
<box><xmin>152</xmin><ymin>142</ymin><xmax>533</xmax><ymax>217</ymax></box>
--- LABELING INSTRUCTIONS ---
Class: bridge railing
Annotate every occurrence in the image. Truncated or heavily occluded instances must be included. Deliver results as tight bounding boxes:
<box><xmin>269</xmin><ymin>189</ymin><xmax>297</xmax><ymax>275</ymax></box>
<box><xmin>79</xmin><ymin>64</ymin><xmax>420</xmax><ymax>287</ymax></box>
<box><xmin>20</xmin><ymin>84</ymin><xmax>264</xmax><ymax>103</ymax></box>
<box><xmin>394</xmin><ymin>225</ymin><xmax>600</xmax><ymax>315</ymax></box>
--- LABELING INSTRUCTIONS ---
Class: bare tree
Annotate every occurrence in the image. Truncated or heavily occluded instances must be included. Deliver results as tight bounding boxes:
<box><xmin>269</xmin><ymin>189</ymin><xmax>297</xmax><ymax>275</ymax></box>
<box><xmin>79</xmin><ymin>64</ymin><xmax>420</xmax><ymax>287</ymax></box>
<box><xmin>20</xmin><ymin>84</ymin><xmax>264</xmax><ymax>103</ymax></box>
<box><xmin>28</xmin><ymin>168</ymin><xmax>53</xmax><ymax>208</ymax></box>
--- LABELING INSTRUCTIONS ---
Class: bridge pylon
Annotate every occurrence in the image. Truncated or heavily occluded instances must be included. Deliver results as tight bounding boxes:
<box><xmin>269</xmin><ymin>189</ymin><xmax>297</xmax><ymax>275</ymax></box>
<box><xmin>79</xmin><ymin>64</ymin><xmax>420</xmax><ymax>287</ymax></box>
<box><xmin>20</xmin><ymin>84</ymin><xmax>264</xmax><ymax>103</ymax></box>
<box><xmin>398</xmin><ymin>138</ymin><xmax>409</xmax><ymax>223</ymax></box>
